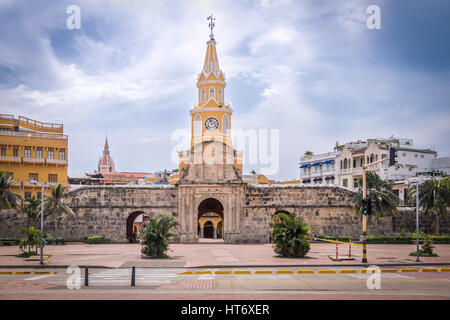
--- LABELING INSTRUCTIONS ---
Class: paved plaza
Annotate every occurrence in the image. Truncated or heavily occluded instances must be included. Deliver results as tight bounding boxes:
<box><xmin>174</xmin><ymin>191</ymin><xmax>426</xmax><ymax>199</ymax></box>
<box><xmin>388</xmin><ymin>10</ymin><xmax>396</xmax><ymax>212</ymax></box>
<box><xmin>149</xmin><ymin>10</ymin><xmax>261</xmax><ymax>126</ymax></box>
<box><xmin>1</xmin><ymin>242</ymin><xmax>450</xmax><ymax>268</ymax></box>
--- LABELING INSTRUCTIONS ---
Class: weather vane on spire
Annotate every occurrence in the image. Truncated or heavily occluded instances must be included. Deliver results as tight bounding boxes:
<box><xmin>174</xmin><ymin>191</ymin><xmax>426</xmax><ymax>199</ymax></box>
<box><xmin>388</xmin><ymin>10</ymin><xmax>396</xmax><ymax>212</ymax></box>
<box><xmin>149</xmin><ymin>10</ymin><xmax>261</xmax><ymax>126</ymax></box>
<box><xmin>207</xmin><ymin>14</ymin><xmax>215</xmax><ymax>35</ymax></box>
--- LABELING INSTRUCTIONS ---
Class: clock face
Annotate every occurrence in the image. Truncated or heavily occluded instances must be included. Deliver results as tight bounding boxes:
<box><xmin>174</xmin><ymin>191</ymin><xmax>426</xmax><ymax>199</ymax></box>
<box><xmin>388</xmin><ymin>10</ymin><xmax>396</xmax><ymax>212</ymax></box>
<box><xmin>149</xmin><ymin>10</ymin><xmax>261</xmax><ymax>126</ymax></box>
<box><xmin>205</xmin><ymin>117</ymin><xmax>219</xmax><ymax>131</ymax></box>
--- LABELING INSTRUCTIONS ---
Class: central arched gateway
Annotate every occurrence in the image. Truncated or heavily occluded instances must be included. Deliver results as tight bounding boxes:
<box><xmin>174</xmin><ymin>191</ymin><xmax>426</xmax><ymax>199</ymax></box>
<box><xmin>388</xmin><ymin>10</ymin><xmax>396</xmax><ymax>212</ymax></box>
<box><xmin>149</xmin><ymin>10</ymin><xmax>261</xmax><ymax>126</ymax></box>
<box><xmin>126</xmin><ymin>211</ymin><xmax>146</xmax><ymax>243</ymax></box>
<box><xmin>197</xmin><ymin>198</ymin><xmax>224</xmax><ymax>240</ymax></box>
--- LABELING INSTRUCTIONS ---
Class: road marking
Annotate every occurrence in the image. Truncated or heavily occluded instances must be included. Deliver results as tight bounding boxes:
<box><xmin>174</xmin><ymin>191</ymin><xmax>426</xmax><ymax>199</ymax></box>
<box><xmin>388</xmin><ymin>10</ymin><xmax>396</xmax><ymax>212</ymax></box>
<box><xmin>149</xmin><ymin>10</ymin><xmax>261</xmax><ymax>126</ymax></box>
<box><xmin>420</xmin><ymin>268</ymin><xmax>438</xmax><ymax>272</ymax></box>
<box><xmin>194</xmin><ymin>270</ymin><xmax>212</xmax><ymax>275</ymax></box>
<box><xmin>318</xmin><ymin>270</ymin><xmax>336</xmax><ymax>274</ymax></box>
<box><xmin>296</xmin><ymin>270</ymin><xmax>315</xmax><ymax>274</ymax></box>
<box><xmin>338</xmin><ymin>269</ymin><xmax>357</xmax><ymax>273</ymax></box>
<box><xmin>275</xmin><ymin>270</ymin><xmax>293</xmax><ymax>274</ymax></box>
<box><xmin>254</xmin><ymin>270</ymin><xmax>272</xmax><ymax>274</ymax></box>
<box><xmin>177</xmin><ymin>271</ymin><xmax>193</xmax><ymax>275</ymax></box>
<box><xmin>233</xmin><ymin>270</ymin><xmax>251</xmax><ymax>274</ymax></box>
<box><xmin>25</xmin><ymin>274</ymin><xmax>54</xmax><ymax>281</ymax></box>
<box><xmin>34</xmin><ymin>271</ymin><xmax>51</xmax><ymax>275</ymax></box>
<box><xmin>400</xmin><ymin>268</ymin><xmax>417</xmax><ymax>272</ymax></box>
<box><xmin>380</xmin><ymin>269</ymin><xmax>397</xmax><ymax>273</ymax></box>
<box><xmin>0</xmin><ymin>271</ymin><xmax>13</xmax><ymax>275</ymax></box>
<box><xmin>439</xmin><ymin>268</ymin><xmax>450</xmax><ymax>272</ymax></box>
<box><xmin>214</xmin><ymin>270</ymin><xmax>232</xmax><ymax>274</ymax></box>
<box><xmin>15</xmin><ymin>271</ymin><xmax>32</xmax><ymax>275</ymax></box>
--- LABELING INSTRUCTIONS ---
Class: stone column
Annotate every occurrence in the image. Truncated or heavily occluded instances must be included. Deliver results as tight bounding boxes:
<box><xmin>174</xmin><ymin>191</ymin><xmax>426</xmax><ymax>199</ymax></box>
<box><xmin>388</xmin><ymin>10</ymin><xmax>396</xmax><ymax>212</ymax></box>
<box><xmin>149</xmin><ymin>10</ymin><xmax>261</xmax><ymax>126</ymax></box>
<box><xmin>213</xmin><ymin>226</ymin><xmax>217</xmax><ymax>239</ymax></box>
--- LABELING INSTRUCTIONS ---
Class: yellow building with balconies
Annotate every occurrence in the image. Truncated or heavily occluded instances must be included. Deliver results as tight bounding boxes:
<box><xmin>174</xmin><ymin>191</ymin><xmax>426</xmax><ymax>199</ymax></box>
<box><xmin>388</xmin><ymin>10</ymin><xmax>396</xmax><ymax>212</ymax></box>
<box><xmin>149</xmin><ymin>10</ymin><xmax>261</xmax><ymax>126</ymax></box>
<box><xmin>0</xmin><ymin>114</ymin><xmax>68</xmax><ymax>199</ymax></box>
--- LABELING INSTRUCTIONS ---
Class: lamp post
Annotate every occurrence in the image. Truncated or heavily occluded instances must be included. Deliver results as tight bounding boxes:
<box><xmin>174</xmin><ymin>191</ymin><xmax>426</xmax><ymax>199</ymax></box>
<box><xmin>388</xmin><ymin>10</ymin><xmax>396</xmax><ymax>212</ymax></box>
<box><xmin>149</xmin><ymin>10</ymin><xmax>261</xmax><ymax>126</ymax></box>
<box><xmin>30</xmin><ymin>180</ymin><xmax>46</xmax><ymax>265</ymax></box>
<box><xmin>409</xmin><ymin>177</ymin><xmax>425</xmax><ymax>263</ymax></box>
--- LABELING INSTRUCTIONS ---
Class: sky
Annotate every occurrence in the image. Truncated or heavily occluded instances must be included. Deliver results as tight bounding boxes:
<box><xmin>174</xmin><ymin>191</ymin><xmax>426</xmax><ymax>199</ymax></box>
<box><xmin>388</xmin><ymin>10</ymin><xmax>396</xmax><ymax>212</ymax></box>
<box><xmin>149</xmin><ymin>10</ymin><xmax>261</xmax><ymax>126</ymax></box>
<box><xmin>0</xmin><ymin>0</ymin><xmax>449</xmax><ymax>180</ymax></box>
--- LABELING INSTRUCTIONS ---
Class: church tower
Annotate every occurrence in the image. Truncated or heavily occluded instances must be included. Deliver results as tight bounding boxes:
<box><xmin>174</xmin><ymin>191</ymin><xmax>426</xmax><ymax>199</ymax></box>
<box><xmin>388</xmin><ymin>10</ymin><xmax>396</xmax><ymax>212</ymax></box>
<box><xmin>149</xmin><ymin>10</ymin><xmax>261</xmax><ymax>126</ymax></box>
<box><xmin>190</xmin><ymin>15</ymin><xmax>232</xmax><ymax>148</ymax></box>
<box><xmin>97</xmin><ymin>137</ymin><xmax>116</xmax><ymax>173</ymax></box>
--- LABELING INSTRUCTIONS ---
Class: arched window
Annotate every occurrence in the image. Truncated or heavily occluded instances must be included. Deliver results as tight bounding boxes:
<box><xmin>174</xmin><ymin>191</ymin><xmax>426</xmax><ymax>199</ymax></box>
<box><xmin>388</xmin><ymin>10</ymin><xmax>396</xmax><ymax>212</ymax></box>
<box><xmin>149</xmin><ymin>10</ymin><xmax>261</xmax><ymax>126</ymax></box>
<box><xmin>222</xmin><ymin>114</ymin><xmax>229</xmax><ymax>135</ymax></box>
<box><xmin>218</xmin><ymin>88</ymin><xmax>223</xmax><ymax>102</ymax></box>
<box><xmin>201</xmin><ymin>88</ymin><xmax>205</xmax><ymax>102</ymax></box>
<box><xmin>194</xmin><ymin>115</ymin><xmax>202</xmax><ymax>137</ymax></box>
<box><xmin>209</xmin><ymin>86</ymin><xmax>215</xmax><ymax>100</ymax></box>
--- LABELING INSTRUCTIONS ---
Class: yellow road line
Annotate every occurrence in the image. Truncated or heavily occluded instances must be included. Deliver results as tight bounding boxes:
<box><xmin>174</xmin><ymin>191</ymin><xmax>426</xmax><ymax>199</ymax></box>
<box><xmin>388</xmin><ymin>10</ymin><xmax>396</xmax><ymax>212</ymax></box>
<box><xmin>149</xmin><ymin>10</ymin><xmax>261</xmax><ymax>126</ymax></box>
<box><xmin>177</xmin><ymin>271</ymin><xmax>193</xmax><ymax>275</ymax></box>
<box><xmin>338</xmin><ymin>269</ymin><xmax>357</xmax><ymax>273</ymax></box>
<box><xmin>0</xmin><ymin>271</ymin><xmax>13</xmax><ymax>275</ymax></box>
<box><xmin>194</xmin><ymin>270</ymin><xmax>212</xmax><ymax>275</ymax></box>
<box><xmin>33</xmin><ymin>271</ymin><xmax>50</xmax><ymax>275</ymax></box>
<box><xmin>233</xmin><ymin>270</ymin><xmax>251</xmax><ymax>274</ymax></box>
<box><xmin>254</xmin><ymin>270</ymin><xmax>272</xmax><ymax>274</ymax></box>
<box><xmin>399</xmin><ymin>268</ymin><xmax>418</xmax><ymax>272</ymax></box>
<box><xmin>439</xmin><ymin>268</ymin><xmax>450</xmax><ymax>272</ymax></box>
<box><xmin>318</xmin><ymin>270</ymin><xmax>335</xmax><ymax>274</ymax></box>
<box><xmin>380</xmin><ymin>269</ymin><xmax>397</xmax><ymax>273</ymax></box>
<box><xmin>275</xmin><ymin>270</ymin><xmax>293</xmax><ymax>274</ymax></box>
<box><xmin>420</xmin><ymin>268</ymin><xmax>438</xmax><ymax>272</ymax></box>
<box><xmin>360</xmin><ymin>269</ymin><xmax>376</xmax><ymax>273</ymax></box>
<box><xmin>296</xmin><ymin>270</ymin><xmax>314</xmax><ymax>274</ymax></box>
<box><xmin>15</xmin><ymin>271</ymin><xmax>32</xmax><ymax>275</ymax></box>
<box><xmin>214</xmin><ymin>270</ymin><xmax>232</xmax><ymax>274</ymax></box>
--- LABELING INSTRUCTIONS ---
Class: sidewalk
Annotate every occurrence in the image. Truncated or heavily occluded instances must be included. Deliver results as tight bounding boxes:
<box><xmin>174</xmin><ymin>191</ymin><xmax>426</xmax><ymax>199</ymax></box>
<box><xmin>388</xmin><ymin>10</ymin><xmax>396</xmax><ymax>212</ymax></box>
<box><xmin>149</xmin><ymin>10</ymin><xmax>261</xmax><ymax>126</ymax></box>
<box><xmin>0</xmin><ymin>243</ymin><xmax>449</xmax><ymax>268</ymax></box>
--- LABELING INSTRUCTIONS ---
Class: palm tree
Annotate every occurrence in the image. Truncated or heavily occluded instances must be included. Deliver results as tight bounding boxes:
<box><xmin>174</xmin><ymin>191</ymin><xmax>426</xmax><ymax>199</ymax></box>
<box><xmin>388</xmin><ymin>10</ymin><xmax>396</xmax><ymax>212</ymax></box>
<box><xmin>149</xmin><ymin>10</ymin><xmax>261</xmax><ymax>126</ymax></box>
<box><xmin>44</xmin><ymin>184</ymin><xmax>74</xmax><ymax>235</ymax></box>
<box><xmin>249</xmin><ymin>169</ymin><xmax>257</xmax><ymax>175</ymax></box>
<box><xmin>303</xmin><ymin>151</ymin><xmax>314</xmax><ymax>159</ymax></box>
<box><xmin>139</xmin><ymin>214</ymin><xmax>179</xmax><ymax>258</ymax></box>
<box><xmin>351</xmin><ymin>171</ymin><xmax>400</xmax><ymax>218</ymax></box>
<box><xmin>271</xmin><ymin>213</ymin><xmax>310</xmax><ymax>257</ymax></box>
<box><xmin>0</xmin><ymin>170</ymin><xmax>21</xmax><ymax>211</ymax></box>
<box><xmin>407</xmin><ymin>177</ymin><xmax>449</xmax><ymax>235</ymax></box>
<box><xmin>22</xmin><ymin>196</ymin><xmax>41</xmax><ymax>228</ymax></box>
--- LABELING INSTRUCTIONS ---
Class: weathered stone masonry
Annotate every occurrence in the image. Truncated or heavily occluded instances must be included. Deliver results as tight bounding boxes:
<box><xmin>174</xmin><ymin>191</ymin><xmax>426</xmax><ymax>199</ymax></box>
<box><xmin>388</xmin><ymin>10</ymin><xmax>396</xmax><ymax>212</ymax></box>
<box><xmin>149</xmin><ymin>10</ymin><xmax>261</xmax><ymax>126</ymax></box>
<box><xmin>1</xmin><ymin>183</ymin><xmax>448</xmax><ymax>243</ymax></box>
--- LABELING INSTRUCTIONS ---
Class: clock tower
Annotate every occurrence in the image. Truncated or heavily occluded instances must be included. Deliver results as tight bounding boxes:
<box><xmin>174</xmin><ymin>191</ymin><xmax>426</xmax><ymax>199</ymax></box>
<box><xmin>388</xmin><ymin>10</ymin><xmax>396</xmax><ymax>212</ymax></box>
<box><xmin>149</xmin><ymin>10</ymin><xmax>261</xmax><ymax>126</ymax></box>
<box><xmin>190</xmin><ymin>15</ymin><xmax>233</xmax><ymax>148</ymax></box>
<box><xmin>177</xmin><ymin>15</ymin><xmax>242</xmax><ymax>183</ymax></box>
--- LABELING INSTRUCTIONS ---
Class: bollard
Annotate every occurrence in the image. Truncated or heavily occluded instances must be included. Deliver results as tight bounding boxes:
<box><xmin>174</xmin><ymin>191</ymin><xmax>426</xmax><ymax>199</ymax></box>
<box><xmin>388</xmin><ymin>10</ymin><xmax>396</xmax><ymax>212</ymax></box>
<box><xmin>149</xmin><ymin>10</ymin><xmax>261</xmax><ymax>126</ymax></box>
<box><xmin>131</xmin><ymin>266</ymin><xmax>135</xmax><ymax>287</ymax></box>
<box><xmin>349</xmin><ymin>241</ymin><xmax>352</xmax><ymax>257</ymax></box>
<box><xmin>336</xmin><ymin>239</ymin><xmax>338</xmax><ymax>260</ymax></box>
<box><xmin>84</xmin><ymin>267</ymin><xmax>89</xmax><ymax>287</ymax></box>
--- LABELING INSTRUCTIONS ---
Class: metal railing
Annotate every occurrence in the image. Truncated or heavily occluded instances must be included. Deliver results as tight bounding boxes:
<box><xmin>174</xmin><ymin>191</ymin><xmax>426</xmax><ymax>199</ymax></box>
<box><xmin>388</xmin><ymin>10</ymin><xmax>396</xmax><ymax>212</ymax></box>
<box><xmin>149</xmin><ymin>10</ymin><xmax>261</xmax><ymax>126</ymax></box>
<box><xmin>0</xmin><ymin>130</ymin><xmax>67</xmax><ymax>140</ymax></box>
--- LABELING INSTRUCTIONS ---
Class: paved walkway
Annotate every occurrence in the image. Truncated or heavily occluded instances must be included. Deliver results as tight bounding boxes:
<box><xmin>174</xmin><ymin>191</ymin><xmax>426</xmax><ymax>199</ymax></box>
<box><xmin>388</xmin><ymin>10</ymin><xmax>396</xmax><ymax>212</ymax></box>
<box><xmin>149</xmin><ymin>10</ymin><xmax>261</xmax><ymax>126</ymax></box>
<box><xmin>1</xmin><ymin>243</ymin><xmax>449</xmax><ymax>268</ymax></box>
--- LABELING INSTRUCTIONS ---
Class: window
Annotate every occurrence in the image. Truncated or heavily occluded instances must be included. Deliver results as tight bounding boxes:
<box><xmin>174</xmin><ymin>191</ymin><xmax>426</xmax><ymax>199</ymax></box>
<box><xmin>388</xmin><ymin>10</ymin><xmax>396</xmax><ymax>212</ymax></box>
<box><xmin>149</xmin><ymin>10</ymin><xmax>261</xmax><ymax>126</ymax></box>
<box><xmin>29</xmin><ymin>173</ymin><xmax>38</xmax><ymax>182</ymax></box>
<box><xmin>353</xmin><ymin>178</ymin><xmax>358</xmax><ymax>188</ymax></box>
<box><xmin>59</xmin><ymin>150</ymin><xmax>65</xmax><ymax>160</ymax></box>
<box><xmin>343</xmin><ymin>179</ymin><xmax>348</xmax><ymax>188</ymax></box>
<box><xmin>6</xmin><ymin>172</ymin><xmax>13</xmax><ymax>179</ymax></box>
<box><xmin>218</xmin><ymin>88</ymin><xmax>223</xmax><ymax>101</ymax></box>
<box><xmin>48</xmin><ymin>174</ymin><xmax>58</xmax><ymax>183</ymax></box>
<box><xmin>403</xmin><ymin>153</ymin><xmax>406</xmax><ymax>157</ymax></box>
<box><xmin>37</xmin><ymin>192</ymin><xmax>42</xmax><ymax>200</ymax></box>
<box><xmin>48</xmin><ymin>150</ymin><xmax>54</xmax><ymax>159</ymax></box>
<box><xmin>25</xmin><ymin>149</ymin><xmax>31</xmax><ymax>158</ymax></box>
<box><xmin>0</xmin><ymin>148</ymin><xmax>5</xmax><ymax>156</ymax></box>
<box><xmin>194</xmin><ymin>115</ymin><xmax>202</xmax><ymax>137</ymax></box>
<box><xmin>415</xmin><ymin>154</ymin><xmax>418</xmax><ymax>158</ymax></box>
<box><xmin>222</xmin><ymin>114</ymin><xmax>229</xmax><ymax>135</ymax></box>
<box><xmin>360</xmin><ymin>158</ymin><xmax>363</xmax><ymax>167</ymax></box>
<box><xmin>421</xmin><ymin>155</ymin><xmax>424</xmax><ymax>158</ymax></box>
<box><xmin>201</xmin><ymin>88</ymin><xmax>205</xmax><ymax>102</ymax></box>
<box><xmin>353</xmin><ymin>159</ymin><xmax>356</xmax><ymax>168</ymax></box>
<box><xmin>209</xmin><ymin>86</ymin><xmax>215</xmax><ymax>99</ymax></box>
<box><xmin>24</xmin><ymin>192</ymin><xmax>32</xmax><ymax>199</ymax></box>
<box><xmin>13</xmin><ymin>148</ymin><xmax>18</xmax><ymax>157</ymax></box>
<box><xmin>36</xmin><ymin>149</ymin><xmax>43</xmax><ymax>158</ymax></box>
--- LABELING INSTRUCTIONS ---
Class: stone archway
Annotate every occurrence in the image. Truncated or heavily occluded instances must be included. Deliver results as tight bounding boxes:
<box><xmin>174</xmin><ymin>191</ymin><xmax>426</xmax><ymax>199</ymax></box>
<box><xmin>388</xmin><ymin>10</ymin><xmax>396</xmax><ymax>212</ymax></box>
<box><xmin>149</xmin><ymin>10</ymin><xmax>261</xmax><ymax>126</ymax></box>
<box><xmin>126</xmin><ymin>211</ymin><xmax>146</xmax><ymax>243</ymax></box>
<box><xmin>197</xmin><ymin>198</ymin><xmax>224</xmax><ymax>240</ymax></box>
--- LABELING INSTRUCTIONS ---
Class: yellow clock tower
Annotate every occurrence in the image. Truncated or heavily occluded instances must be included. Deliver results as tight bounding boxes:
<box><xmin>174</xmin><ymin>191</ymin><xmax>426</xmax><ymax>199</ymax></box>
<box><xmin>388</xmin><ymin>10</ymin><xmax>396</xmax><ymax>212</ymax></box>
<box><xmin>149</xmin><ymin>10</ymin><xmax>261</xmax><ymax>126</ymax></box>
<box><xmin>190</xmin><ymin>16</ymin><xmax>232</xmax><ymax>148</ymax></box>
<box><xmin>176</xmin><ymin>15</ymin><xmax>242</xmax><ymax>183</ymax></box>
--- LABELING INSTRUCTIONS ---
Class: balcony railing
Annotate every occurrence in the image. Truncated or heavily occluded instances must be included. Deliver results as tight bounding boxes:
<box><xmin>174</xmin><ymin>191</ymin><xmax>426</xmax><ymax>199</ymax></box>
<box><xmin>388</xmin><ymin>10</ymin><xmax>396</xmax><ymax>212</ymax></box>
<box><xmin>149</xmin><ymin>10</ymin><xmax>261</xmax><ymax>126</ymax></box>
<box><xmin>0</xmin><ymin>130</ymin><xmax>67</xmax><ymax>140</ymax></box>
<box><xmin>0</xmin><ymin>156</ymin><xmax>21</xmax><ymax>162</ymax></box>
<box><xmin>0</xmin><ymin>156</ymin><xmax>67</xmax><ymax>165</ymax></box>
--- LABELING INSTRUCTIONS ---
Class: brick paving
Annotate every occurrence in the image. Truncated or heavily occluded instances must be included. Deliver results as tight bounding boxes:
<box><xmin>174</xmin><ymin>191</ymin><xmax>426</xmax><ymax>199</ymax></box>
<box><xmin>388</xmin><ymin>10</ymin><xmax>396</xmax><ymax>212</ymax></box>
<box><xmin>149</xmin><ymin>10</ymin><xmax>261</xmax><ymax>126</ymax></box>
<box><xmin>157</xmin><ymin>280</ymin><xmax>214</xmax><ymax>290</ymax></box>
<box><xmin>0</xmin><ymin>243</ymin><xmax>449</xmax><ymax>268</ymax></box>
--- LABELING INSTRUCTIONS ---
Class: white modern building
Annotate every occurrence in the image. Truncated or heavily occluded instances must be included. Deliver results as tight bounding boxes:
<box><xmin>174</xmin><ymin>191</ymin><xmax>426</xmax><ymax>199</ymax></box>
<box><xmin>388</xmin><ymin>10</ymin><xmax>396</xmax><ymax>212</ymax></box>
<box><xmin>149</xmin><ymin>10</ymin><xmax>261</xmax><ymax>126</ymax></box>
<box><xmin>299</xmin><ymin>151</ymin><xmax>338</xmax><ymax>185</ymax></box>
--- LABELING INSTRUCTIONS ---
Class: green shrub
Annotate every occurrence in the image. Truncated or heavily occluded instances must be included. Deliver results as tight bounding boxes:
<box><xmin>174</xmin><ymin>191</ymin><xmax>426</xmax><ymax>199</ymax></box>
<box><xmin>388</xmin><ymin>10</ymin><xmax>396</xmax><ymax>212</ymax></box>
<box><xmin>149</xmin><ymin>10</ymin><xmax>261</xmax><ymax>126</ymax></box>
<box><xmin>18</xmin><ymin>227</ymin><xmax>41</xmax><ymax>254</ymax></box>
<box><xmin>87</xmin><ymin>235</ymin><xmax>105</xmax><ymax>244</ymax></box>
<box><xmin>139</xmin><ymin>214</ymin><xmax>179</xmax><ymax>258</ymax></box>
<box><xmin>272</xmin><ymin>213</ymin><xmax>310</xmax><ymax>258</ymax></box>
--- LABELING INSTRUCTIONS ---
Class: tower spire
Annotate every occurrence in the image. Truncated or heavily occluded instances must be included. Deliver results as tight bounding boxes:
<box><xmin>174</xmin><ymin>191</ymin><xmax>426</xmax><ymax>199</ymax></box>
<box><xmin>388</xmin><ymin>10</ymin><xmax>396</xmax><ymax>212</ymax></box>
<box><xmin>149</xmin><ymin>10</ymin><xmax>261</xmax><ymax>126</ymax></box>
<box><xmin>207</xmin><ymin>14</ymin><xmax>215</xmax><ymax>39</ymax></box>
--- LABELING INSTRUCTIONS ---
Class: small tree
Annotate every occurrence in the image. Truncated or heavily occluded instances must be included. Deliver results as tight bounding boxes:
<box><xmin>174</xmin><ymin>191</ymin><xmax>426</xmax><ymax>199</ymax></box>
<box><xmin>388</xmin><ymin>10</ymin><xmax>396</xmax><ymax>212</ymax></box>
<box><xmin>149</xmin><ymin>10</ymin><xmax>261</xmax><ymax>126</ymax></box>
<box><xmin>407</xmin><ymin>177</ymin><xmax>449</xmax><ymax>235</ymax></box>
<box><xmin>44</xmin><ymin>184</ymin><xmax>74</xmax><ymax>235</ymax></box>
<box><xmin>303</xmin><ymin>151</ymin><xmax>314</xmax><ymax>159</ymax></box>
<box><xmin>272</xmin><ymin>213</ymin><xmax>310</xmax><ymax>257</ymax></box>
<box><xmin>22</xmin><ymin>196</ymin><xmax>41</xmax><ymax>228</ymax></box>
<box><xmin>18</xmin><ymin>226</ymin><xmax>41</xmax><ymax>255</ymax></box>
<box><xmin>139</xmin><ymin>214</ymin><xmax>179</xmax><ymax>258</ymax></box>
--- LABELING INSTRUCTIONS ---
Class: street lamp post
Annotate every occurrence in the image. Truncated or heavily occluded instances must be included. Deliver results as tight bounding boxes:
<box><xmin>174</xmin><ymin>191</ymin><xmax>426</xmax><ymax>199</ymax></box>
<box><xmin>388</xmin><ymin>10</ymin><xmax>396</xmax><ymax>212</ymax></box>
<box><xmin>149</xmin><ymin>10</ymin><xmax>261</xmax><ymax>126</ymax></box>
<box><xmin>30</xmin><ymin>180</ymin><xmax>46</xmax><ymax>265</ymax></box>
<box><xmin>415</xmin><ymin>182</ymin><xmax>420</xmax><ymax>262</ymax></box>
